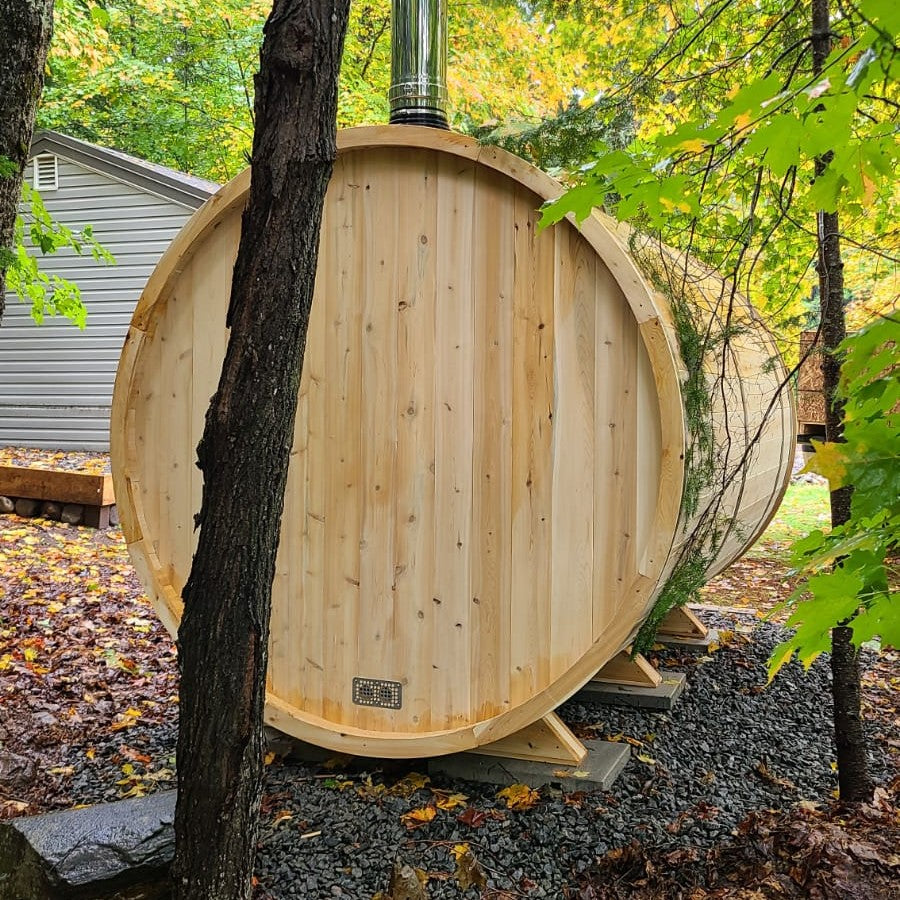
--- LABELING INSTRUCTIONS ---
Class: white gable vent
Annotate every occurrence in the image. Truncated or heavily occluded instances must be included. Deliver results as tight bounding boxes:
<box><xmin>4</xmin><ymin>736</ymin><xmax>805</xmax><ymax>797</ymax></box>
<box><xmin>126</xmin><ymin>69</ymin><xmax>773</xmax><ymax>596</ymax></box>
<box><xmin>33</xmin><ymin>154</ymin><xmax>59</xmax><ymax>192</ymax></box>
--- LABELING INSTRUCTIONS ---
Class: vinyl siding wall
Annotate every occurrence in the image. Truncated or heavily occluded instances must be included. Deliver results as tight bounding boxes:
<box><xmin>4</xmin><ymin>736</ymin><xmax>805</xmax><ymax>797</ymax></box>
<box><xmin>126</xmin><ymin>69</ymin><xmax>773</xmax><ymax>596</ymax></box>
<box><xmin>0</xmin><ymin>156</ymin><xmax>201</xmax><ymax>450</ymax></box>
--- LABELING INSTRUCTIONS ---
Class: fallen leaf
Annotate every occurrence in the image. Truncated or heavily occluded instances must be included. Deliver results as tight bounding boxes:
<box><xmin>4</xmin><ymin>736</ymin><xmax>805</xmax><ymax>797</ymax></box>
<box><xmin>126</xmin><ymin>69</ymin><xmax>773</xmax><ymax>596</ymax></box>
<box><xmin>432</xmin><ymin>789</ymin><xmax>468</xmax><ymax>810</ymax></box>
<box><xmin>452</xmin><ymin>844</ymin><xmax>487</xmax><ymax>891</ymax></box>
<box><xmin>457</xmin><ymin>807</ymin><xmax>487</xmax><ymax>828</ymax></box>
<box><xmin>497</xmin><ymin>783</ymin><xmax>539</xmax><ymax>811</ymax></box>
<box><xmin>401</xmin><ymin>804</ymin><xmax>437</xmax><ymax>829</ymax></box>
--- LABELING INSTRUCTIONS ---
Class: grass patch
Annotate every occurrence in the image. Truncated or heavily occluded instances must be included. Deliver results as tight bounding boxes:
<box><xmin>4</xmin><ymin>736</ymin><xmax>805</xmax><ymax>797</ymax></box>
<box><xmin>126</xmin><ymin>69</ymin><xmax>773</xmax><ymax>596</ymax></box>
<box><xmin>755</xmin><ymin>481</ymin><xmax>831</xmax><ymax>554</ymax></box>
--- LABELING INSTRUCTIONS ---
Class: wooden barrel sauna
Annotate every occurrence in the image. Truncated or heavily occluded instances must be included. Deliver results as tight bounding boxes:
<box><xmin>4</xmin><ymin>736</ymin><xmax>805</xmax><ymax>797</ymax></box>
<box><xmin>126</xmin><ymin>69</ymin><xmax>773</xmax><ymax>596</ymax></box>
<box><xmin>111</xmin><ymin>126</ymin><xmax>795</xmax><ymax>759</ymax></box>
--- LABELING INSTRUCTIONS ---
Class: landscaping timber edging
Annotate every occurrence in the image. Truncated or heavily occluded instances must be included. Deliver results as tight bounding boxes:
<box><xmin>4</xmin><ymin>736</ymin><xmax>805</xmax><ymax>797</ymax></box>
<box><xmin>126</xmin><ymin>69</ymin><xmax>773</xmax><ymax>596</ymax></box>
<box><xmin>0</xmin><ymin>466</ymin><xmax>114</xmax><ymax>506</ymax></box>
<box><xmin>0</xmin><ymin>465</ymin><xmax>116</xmax><ymax>529</ymax></box>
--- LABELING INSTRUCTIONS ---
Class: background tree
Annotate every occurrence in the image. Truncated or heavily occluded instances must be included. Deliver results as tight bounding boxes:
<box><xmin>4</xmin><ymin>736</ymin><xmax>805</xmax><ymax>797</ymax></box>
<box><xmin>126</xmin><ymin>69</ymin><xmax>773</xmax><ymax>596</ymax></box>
<box><xmin>0</xmin><ymin>0</ymin><xmax>54</xmax><ymax>325</ymax></box>
<box><xmin>808</xmin><ymin>0</ymin><xmax>871</xmax><ymax>805</ymax></box>
<box><xmin>42</xmin><ymin>0</ymin><xmax>597</xmax><ymax>180</ymax></box>
<box><xmin>171</xmin><ymin>1</ymin><xmax>350</xmax><ymax>897</ymax></box>
<box><xmin>542</xmin><ymin>0</ymin><xmax>897</xmax><ymax>801</ymax></box>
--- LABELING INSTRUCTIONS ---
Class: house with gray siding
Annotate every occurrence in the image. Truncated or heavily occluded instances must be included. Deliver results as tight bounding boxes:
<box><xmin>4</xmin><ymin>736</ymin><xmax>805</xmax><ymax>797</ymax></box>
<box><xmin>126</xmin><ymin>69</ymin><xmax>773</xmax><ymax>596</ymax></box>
<box><xmin>0</xmin><ymin>131</ymin><xmax>218</xmax><ymax>450</ymax></box>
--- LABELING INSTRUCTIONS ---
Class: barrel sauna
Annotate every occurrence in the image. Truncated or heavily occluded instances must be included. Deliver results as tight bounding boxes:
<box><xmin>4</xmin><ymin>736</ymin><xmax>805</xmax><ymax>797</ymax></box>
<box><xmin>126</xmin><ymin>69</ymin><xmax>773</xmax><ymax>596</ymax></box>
<box><xmin>111</xmin><ymin>126</ymin><xmax>795</xmax><ymax>760</ymax></box>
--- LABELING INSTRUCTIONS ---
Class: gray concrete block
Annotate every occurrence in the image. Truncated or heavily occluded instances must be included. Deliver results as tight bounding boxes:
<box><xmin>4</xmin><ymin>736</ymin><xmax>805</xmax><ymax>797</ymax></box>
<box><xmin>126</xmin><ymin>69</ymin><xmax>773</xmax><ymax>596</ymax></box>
<box><xmin>427</xmin><ymin>739</ymin><xmax>630</xmax><ymax>791</ymax></box>
<box><xmin>576</xmin><ymin>671</ymin><xmax>687</xmax><ymax>709</ymax></box>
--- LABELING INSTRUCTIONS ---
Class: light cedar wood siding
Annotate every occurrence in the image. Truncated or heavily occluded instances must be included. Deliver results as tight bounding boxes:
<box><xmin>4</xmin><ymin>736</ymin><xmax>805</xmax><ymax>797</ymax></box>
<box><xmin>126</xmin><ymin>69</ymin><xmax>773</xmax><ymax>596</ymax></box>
<box><xmin>0</xmin><ymin>154</ymin><xmax>213</xmax><ymax>449</ymax></box>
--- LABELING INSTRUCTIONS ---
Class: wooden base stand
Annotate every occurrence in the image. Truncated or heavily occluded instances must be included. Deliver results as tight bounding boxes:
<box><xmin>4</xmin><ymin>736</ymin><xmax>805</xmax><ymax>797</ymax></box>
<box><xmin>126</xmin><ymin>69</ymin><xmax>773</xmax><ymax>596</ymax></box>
<box><xmin>590</xmin><ymin>650</ymin><xmax>661</xmax><ymax>688</ymax></box>
<box><xmin>657</xmin><ymin>606</ymin><xmax>709</xmax><ymax>640</ymax></box>
<box><xmin>475</xmin><ymin>713</ymin><xmax>587</xmax><ymax>766</ymax></box>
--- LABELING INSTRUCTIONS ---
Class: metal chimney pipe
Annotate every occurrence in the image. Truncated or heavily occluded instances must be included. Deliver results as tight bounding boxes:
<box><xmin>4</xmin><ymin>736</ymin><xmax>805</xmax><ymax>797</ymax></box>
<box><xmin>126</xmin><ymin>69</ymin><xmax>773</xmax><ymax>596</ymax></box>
<box><xmin>389</xmin><ymin>0</ymin><xmax>449</xmax><ymax>128</ymax></box>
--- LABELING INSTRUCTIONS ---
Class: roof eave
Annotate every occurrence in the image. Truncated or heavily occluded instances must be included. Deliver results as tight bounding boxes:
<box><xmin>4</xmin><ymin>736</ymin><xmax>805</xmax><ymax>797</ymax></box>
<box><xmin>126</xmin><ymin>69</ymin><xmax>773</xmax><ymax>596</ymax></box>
<box><xmin>30</xmin><ymin>130</ymin><xmax>219</xmax><ymax>209</ymax></box>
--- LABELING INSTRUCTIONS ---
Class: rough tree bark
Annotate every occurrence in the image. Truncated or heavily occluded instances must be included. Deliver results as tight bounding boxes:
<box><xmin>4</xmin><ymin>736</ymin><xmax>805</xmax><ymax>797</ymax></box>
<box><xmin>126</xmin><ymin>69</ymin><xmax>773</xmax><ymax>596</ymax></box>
<box><xmin>0</xmin><ymin>0</ymin><xmax>54</xmax><ymax>325</ymax></box>
<box><xmin>811</xmin><ymin>0</ymin><xmax>874</xmax><ymax>804</ymax></box>
<box><xmin>171</xmin><ymin>2</ymin><xmax>350</xmax><ymax>898</ymax></box>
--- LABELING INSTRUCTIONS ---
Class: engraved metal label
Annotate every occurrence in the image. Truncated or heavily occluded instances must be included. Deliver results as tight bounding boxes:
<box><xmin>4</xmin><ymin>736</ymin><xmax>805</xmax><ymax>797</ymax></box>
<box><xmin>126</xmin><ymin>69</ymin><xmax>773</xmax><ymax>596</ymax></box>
<box><xmin>352</xmin><ymin>677</ymin><xmax>402</xmax><ymax>710</ymax></box>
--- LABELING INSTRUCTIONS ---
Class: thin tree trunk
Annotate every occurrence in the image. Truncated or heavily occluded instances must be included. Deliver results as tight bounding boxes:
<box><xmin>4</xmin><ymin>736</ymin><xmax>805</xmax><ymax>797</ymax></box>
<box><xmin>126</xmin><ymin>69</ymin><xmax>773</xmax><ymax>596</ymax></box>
<box><xmin>0</xmin><ymin>0</ymin><xmax>54</xmax><ymax>325</ymax></box>
<box><xmin>811</xmin><ymin>0</ymin><xmax>873</xmax><ymax>805</ymax></box>
<box><xmin>171</xmin><ymin>2</ymin><xmax>350</xmax><ymax>898</ymax></box>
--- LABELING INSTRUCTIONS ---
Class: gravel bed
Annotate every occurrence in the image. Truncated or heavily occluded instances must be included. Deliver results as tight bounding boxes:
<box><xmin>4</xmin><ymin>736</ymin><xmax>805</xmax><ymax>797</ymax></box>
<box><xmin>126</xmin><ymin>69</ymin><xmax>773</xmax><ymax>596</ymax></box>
<box><xmin>251</xmin><ymin>612</ymin><xmax>892</xmax><ymax>899</ymax></box>
<box><xmin>26</xmin><ymin>610</ymin><xmax>893</xmax><ymax>899</ymax></box>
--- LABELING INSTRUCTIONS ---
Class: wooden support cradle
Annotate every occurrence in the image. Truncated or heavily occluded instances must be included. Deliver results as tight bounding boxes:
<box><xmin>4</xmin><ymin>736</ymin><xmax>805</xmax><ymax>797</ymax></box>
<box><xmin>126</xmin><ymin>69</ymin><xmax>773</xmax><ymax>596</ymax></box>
<box><xmin>475</xmin><ymin>713</ymin><xmax>587</xmax><ymax>765</ymax></box>
<box><xmin>658</xmin><ymin>606</ymin><xmax>709</xmax><ymax>639</ymax></box>
<box><xmin>590</xmin><ymin>650</ymin><xmax>662</xmax><ymax>688</ymax></box>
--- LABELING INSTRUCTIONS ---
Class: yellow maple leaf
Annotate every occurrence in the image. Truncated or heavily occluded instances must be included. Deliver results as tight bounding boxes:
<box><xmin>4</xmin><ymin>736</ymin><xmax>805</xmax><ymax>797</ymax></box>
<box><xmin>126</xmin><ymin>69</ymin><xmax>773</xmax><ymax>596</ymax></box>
<box><xmin>401</xmin><ymin>804</ymin><xmax>436</xmax><ymax>829</ymax></box>
<box><xmin>497</xmin><ymin>783</ymin><xmax>540</xmax><ymax>811</ymax></box>
<box><xmin>805</xmin><ymin>441</ymin><xmax>847</xmax><ymax>486</ymax></box>
<box><xmin>452</xmin><ymin>843</ymin><xmax>471</xmax><ymax>861</ymax></box>
<box><xmin>433</xmin><ymin>790</ymin><xmax>468</xmax><ymax>811</ymax></box>
<box><xmin>110</xmin><ymin>707</ymin><xmax>142</xmax><ymax>731</ymax></box>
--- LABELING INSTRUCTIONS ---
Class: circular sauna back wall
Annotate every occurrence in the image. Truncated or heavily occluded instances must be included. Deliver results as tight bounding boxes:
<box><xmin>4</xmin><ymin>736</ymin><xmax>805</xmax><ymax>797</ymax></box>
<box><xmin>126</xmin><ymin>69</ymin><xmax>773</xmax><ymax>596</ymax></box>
<box><xmin>112</xmin><ymin>127</ymin><xmax>793</xmax><ymax>756</ymax></box>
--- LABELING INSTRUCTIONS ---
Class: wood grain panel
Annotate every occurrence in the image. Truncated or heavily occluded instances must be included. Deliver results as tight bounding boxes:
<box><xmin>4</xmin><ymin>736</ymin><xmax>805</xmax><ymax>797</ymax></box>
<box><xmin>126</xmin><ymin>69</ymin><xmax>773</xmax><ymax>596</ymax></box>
<box><xmin>469</xmin><ymin>166</ymin><xmax>514</xmax><ymax>720</ymax></box>
<box><xmin>391</xmin><ymin>150</ymin><xmax>438</xmax><ymax>731</ymax></box>
<box><xmin>430</xmin><ymin>152</ymin><xmax>476</xmax><ymax>729</ymax></box>
<box><xmin>549</xmin><ymin>228</ymin><xmax>595</xmax><ymax>679</ymax></box>
<box><xmin>592</xmin><ymin>258</ymin><xmax>638</xmax><ymax>640</ymax></box>
<box><xmin>509</xmin><ymin>185</ymin><xmax>554</xmax><ymax>706</ymax></box>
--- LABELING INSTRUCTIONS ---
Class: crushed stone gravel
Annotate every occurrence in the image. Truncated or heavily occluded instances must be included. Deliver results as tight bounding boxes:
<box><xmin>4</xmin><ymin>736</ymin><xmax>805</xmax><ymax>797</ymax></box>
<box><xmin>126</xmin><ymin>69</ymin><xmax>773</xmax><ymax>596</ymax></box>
<box><xmin>245</xmin><ymin>611</ymin><xmax>892</xmax><ymax>898</ymax></box>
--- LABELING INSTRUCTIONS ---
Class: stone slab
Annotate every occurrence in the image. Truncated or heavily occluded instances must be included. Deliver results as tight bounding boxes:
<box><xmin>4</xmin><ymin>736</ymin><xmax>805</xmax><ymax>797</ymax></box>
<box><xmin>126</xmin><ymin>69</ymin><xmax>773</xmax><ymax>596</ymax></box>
<box><xmin>655</xmin><ymin>628</ymin><xmax>720</xmax><ymax>650</ymax></box>
<box><xmin>427</xmin><ymin>739</ymin><xmax>630</xmax><ymax>791</ymax></box>
<box><xmin>0</xmin><ymin>790</ymin><xmax>174</xmax><ymax>900</ymax></box>
<box><xmin>576</xmin><ymin>672</ymin><xmax>687</xmax><ymax>710</ymax></box>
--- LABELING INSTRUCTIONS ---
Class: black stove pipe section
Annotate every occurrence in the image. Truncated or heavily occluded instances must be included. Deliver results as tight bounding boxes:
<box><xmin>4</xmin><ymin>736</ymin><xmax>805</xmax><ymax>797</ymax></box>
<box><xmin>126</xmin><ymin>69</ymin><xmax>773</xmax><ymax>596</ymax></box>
<box><xmin>389</xmin><ymin>0</ymin><xmax>449</xmax><ymax>128</ymax></box>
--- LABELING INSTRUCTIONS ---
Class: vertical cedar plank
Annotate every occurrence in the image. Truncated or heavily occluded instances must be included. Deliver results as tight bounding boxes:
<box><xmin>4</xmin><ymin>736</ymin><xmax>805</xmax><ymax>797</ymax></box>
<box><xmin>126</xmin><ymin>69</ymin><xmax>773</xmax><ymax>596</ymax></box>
<box><xmin>431</xmin><ymin>154</ymin><xmax>476</xmax><ymax>728</ymax></box>
<box><xmin>322</xmin><ymin>154</ymin><xmax>364</xmax><ymax>727</ymax></box>
<box><xmin>635</xmin><ymin>337</ymin><xmax>663</xmax><ymax>575</ymax></box>
<box><xmin>356</xmin><ymin>152</ymin><xmax>400</xmax><ymax>731</ymax></box>
<box><xmin>593</xmin><ymin>262</ymin><xmax>638</xmax><ymax>638</ymax></box>
<box><xmin>549</xmin><ymin>229</ymin><xmax>595</xmax><ymax>679</ymax></box>
<box><xmin>509</xmin><ymin>185</ymin><xmax>554</xmax><ymax>705</ymax></box>
<box><xmin>391</xmin><ymin>149</ymin><xmax>438</xmax><ymax>730</ymax></box>
<box><xmin>295</xmin><ymin>202</ymin><xmax>329</xmax><ymax>718</ymax></box>
<box><xmin>158</xmin><ymin>288</ymin><xmax>193</xmax><ymax>593</ymax></box>
<box><xmin>469</xmin><ymin>168</ymin><xmax>514</xmax><ymax>720</ymax></box>
<box><xmin>135</xmin><ymin>324</ymin><xmax>161</xmax><ymax>566</ymax></box>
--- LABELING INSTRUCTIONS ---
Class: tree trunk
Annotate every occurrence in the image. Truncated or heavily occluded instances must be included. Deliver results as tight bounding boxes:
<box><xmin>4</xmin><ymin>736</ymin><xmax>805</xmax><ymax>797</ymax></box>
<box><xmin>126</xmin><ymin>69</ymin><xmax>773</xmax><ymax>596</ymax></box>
<box><xmin>811</xmin><ymin>0</ymin><xmax>873</xmax><ymax>805</ymax></box>
<box><xmin>0</xmin><ymin>0</ymin><xmax>54</xmax><ymax>325</ymax></box>
<box><xmin>171</xmin><ymin>2</ymin><xmax>350</xmax><ymax>898</ymax></box>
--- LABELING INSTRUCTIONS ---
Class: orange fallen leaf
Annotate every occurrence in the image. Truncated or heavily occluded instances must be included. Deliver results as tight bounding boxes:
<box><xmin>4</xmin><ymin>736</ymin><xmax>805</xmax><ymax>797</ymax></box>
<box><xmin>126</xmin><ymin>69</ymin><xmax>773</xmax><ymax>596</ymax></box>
<box><xmin>401</xmin><ymin>804</ymin><xmax>437</xmax><ymax>829</ymax></box>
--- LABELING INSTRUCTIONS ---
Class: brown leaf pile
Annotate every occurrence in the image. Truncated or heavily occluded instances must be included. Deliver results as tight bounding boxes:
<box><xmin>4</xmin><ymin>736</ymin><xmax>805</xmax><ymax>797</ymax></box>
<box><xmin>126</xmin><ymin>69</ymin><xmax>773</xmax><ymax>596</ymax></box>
<box><xmin>0</xmin><ymin>512</ymin><xmax>178</xmax><ymax>817</ymax></box>
<box><xmin>0</xmin><ymin>445</ymin><xmax>110</xmax><ymax>474</ymax></box>
<box><xmin>568</xmin><ymin>779</ymin><xmax>900</xmax><ymax>899</ymax></box>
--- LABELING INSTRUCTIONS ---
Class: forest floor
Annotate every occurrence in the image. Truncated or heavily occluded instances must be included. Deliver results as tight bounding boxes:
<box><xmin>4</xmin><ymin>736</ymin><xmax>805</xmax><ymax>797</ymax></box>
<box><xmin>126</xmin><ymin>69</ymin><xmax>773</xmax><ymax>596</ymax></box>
<box><xmin>0</xmin><ymin>451</ymin><xmax>897</xmax><ymax>898</ymax></box>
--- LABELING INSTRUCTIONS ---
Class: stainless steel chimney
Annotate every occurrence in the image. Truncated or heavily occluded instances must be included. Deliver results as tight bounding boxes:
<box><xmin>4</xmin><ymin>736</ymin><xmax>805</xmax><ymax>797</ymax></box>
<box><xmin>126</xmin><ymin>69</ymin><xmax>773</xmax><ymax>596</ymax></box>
<box><xmin>389</xmin><ymin>0</ymin><xmax>449</xmax><ymax>128</ymax></box>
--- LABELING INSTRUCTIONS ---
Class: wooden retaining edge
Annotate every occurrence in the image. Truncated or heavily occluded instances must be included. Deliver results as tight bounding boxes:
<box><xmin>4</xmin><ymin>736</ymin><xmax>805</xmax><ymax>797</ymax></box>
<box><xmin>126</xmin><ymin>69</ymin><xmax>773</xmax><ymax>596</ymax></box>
<box><xmin>0</xmin><ymin>465</ymin><xmax>115</xmax><ymax>507</ymax></box>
